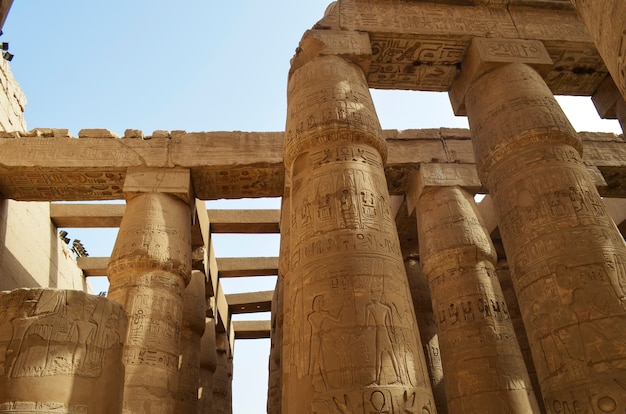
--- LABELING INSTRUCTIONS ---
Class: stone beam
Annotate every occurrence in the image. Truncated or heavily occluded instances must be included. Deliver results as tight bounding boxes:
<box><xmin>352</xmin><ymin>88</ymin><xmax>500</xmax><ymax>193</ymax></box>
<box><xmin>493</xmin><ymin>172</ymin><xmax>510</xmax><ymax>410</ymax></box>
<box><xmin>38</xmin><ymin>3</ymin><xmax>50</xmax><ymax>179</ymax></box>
<box><xmin>50</xmin><ymin>203</ymin><xmax>125</xmax><ymax>228</ymax></box>
<box><xmin>232</xmin><ymin>320</ymin><xmax>271</xmax><ymax>340</ymax></box>
<box><xmin>208</xmin><ymin>209</ymin><xmax>280</xmax><ymax>233</ymax></box>
<box><xmin>77</xmin><ymin>256</ymin><xmax>109</xmax><ymax>277</ymax></box>
<box><xmin>330</xmin><ymin>0</ymin><xmax>607</xmax><ymax>95</ymax></box>
<box><xmin>225</xmin><ymin>290</ymin><xmax>273</xmax><ymax>314</ymax></box>
<box><xmin>1</xmin><ymin>129</ymin><xmax>624</xmax><ymax>201</ymax></box>
<box><xmin>216</xmin><ymin>257</ymin><xmax>279</xmax><ymax>278</ymax></box>
<box><xmin>51</xmin><ymin>204</ymin><xmax>280</xmax><ymax>234</ymax></box>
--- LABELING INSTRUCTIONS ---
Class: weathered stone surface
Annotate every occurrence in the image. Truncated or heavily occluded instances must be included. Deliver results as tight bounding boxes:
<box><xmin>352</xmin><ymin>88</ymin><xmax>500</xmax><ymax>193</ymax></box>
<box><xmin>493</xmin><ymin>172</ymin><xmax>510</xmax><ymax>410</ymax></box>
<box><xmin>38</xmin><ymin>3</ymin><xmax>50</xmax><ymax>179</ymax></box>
<box><xmin>213</xmin><ymin>332</ymin><xmax>233</xmax><ymax>414</ymax></box>
<box><xmin>464</xmin><ymin>62</ymin><xmax>626</xmax><ymax>412</ymax></box>
<box><xmin>403</xmin><ymin>255</ymin><xmax>448</xmax><ymax>414</ymax></box>
<box><xmin>570</xmin><ymin>0</ymin><xmax>626</xmax><ymax>101</ymax></box>
<box><xmin>107</xmin><ymin>185</ymin><xmax>192</xmax><ymax>413</ymax></box>
<box><xmin>416</xmin><ymin>185</ymin><xmax>540</xmax><ymax>412</ymax></box>
<box><xmin>199</xmin><ymin>318</ymin><xmax>217</xmax><ymax>414</ymax></box>
<box><xmin>175</xmin><ymin>270</ymin><xmax>206</xmax><ymax>413</ymax></box>
<box><xmin>283</xmin><ymin>54</ymin><xmax>435</xmax><ymax>412</ymax></box>
<box><xmin>0</xmin><ymin>289</ymin><xmax>127</xmax><ymax>413</ymax></box>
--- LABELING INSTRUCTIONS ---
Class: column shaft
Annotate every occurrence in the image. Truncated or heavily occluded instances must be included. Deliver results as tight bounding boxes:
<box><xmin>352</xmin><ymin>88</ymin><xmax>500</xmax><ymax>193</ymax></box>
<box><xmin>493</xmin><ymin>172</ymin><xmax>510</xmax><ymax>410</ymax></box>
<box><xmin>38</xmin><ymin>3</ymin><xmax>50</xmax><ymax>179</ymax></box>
<box><xmin>417</xmin><ymin>186</ymin><xmax>540</xmax><ymax>413</ymax></box>
<box><xmin>284</xmin><ymin>54</ymin><xmax>435</xmax><ymax>413</ymax></box>
<box><xmin>175</xmin><ymin>269</ymin><xmax>206</xmax><ymax>413</ymax></box>
<box><xmin>212</xmin><ymin>332</ymin><xmax>233</xmax><ymax>414</ymax></box>
<box><xmin>199</xmin><ymin>318</ymin><xmax>217</xmax><ymax>414</ymax></box>
<box><xmin>108</xmin><ymin>192</ymin><xmax>192</xmax><ymax>414</ymax></box>
<box><xmin>465</xmin><ymin>62</ymin><xmax>626</xmax><ymax>412</ymax></box>
<box><xmin>404</xmin><ymin>256</ymin><xmax>448</xmax><ymax>414</ymax></box>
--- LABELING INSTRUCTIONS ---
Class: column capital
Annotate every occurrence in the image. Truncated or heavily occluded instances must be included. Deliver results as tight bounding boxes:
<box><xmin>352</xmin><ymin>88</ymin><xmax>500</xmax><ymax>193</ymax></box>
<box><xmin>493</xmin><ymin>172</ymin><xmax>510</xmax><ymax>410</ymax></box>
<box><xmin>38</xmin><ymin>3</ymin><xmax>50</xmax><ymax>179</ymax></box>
<box><xmin>407</xmin><ymin>163</ymin><xmax>483</xmax><ymax>214</ymax></box>
<box><xmin>289</xmin><ymin>29</ymin><xmax>372</xmax><ymax>78</ymax></box>
<box><xmin>123</xmin><ymin>167</ymin><xmax>192</xmax><ymax>203</ymax></box>
<box><xmin>450</xmin><ymin>37</ymin><xmax>553</xmax><ymax>115</ymax></box>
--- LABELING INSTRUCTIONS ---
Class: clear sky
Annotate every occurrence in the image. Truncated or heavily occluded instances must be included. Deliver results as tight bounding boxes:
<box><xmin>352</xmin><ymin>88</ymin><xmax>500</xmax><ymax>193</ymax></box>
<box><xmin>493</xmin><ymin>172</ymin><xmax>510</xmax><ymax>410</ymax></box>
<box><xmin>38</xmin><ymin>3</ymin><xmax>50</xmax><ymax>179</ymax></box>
<box><xmin>2</xmin><ymin>1</ymin><xmax>622</xmax><ymax>413</ymax></box>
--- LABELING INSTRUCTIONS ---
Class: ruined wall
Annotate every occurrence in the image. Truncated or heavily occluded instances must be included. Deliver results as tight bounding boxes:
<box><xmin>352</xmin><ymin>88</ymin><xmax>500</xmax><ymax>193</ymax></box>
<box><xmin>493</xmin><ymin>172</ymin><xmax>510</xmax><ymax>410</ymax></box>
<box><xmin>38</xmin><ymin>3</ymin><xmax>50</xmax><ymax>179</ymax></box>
<box><xmin>0</xmin><ymin>58</ymin><xmax>87</xmax><ymax>292</ymax></box>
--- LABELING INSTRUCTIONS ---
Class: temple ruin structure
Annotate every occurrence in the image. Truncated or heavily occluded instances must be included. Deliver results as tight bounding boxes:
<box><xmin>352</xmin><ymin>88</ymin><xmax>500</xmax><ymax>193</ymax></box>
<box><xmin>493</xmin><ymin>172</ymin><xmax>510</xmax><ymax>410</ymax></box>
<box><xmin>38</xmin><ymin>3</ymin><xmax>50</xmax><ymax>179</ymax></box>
<box><xmin>0</xmin><ymin>0</ymin><xmax>625</xmax><ymax>413</ymax></box>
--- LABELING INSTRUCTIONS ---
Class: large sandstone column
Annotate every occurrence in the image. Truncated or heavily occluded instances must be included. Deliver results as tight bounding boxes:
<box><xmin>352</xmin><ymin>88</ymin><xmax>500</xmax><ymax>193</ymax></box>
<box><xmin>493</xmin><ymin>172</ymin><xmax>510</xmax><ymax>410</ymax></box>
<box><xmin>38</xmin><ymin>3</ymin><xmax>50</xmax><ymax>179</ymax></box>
<box><xmin>175</xmin><ymin>270</ymin><xmax>206</xmax><ymax>413</ymax></box>
<box><xmin>455</xmin><ymin>39</ymin><xmax>626</xmax><ymax>411</ymax></box>
<box><xmin>495</xmin><ymin>260</ymin><xmax>545</xmax><ymax>412</ymax></box>
<box><xmin>283</xmin><ymin>35</ymin><xmax>436</xmax><ymax>412</ymax></box>
<box><xmin>199</xmin><ymin>318</ymin><xmax>217</xmax><ymax>414</ymax></box>
<box><xmin>0</xmin><ymin>288</ymin><xmax>127</xmax><ymax>413</ymax></box>
<box><xmin>108</xmin><ymin>168</ymin><xmax>192</xmax><ymax>414</ymax></box>
<box><xmin>212</xmin><ymin>332</ymin><xmax>233</xmax><ymax>414</ymax></box>
<box><xmin>404</xmin><ymin>254</ymin><xmax>448</xmax><ymax>414</ymax></box>
<box><xmin>416</xmin><ymin>185</ymin><xmax>540</xmax><ymax>413</ymax></box>
<box><xmin>569</xmin><ymin>0</ymin><xmax>626</xmax><ymax>101</ymax></box>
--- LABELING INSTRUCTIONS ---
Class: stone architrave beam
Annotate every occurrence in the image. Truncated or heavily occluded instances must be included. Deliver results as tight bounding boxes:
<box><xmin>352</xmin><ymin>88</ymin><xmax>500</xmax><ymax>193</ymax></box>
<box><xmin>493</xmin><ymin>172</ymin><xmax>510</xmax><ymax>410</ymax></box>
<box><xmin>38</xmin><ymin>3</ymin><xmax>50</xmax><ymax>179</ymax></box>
<box><xmin>232</xmin><ymin>320</ymin><xmax>272</xmax><ymax>340</ymax></box>
<box><xmin>226</xmin><ymin>290</ymin><xmax>274</xmax><ymax>314</ymax></box>
<box><xmin>0</xmin><ymin>129</ymin><xmax>624</xmax><ymax>201</ymax></box>
<box><xmin>216</xmin><ymin>257</ymin><xmax>278</xmax><ymax>278</ymax></box>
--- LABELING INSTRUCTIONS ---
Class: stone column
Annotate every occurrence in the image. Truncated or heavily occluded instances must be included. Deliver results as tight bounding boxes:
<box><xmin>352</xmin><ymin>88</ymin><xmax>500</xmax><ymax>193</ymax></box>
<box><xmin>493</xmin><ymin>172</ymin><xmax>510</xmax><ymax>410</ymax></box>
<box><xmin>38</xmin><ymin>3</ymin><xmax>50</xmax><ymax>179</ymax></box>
<box><xmin>175</xmin><ymin>269</ymin><xmax>206</xmax><ymax>413</ymax></box>
<box><xmin>283</xmin><ymin>31</ymin><xmax>436</xmax><ymax>413</ymax></box>
<box><xmin>415</xmin><ymin>185</ymin><xmax>540</xmax><ymax>413</ymax></box>
<box><xmin>107</xmin><ymin>168</ymin><xmax>192</xmax><ymax>414</ymax></box>
<box><xmin>268</xmin><ymin>276</ymin><xmax>283</xmax><ymax>414</ymax></box>
<box><xmin>453</xmin><ymin>38</ymin><xmax>626</xmax><ymax>411</ymax></box>
<box><xmin>569</xmin><ymin>0</ymin><xmax>626</xmax><ymax>101</ymax></box>
<box><xmin>199</xmin><ymin>318</ymin><xmax>217</xmax><ymax>414</ymax></box>
<box><xmin>212</xmin><ymin>332</ymin><xmax>233</xmax><ymax>414</ymax></box>
<box><xmin>0</xmin><ymin>288</ymin><xmax>127</xmax><ymax>413</ymax></box>
<box><xmin>495</xmin><ymin>260</ymin><xmax>545</xmax><ymax>412</ymax></box>
<box><xmin>404</xmin><ymin>254</ymin><xmax>448</xmax><ymax>414</ymax></box>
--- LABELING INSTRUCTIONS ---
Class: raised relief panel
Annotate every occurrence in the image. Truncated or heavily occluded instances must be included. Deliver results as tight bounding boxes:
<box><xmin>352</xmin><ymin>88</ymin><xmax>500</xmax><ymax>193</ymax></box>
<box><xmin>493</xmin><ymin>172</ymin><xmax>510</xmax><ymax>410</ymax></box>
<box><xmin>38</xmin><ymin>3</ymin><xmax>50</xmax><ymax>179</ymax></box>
<box><xmin>0</xmin><ymin>289</ymin><xmax>127</xmax><ymax>413</ymax></box>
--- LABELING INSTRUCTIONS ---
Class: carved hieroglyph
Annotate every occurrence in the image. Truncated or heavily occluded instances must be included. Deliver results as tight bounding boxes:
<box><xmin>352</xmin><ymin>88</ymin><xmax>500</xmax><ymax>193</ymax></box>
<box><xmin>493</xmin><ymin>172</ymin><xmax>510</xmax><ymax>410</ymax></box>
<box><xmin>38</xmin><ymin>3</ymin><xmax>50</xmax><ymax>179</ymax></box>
<box><xmin>0</xmin><ymin>288</ymin><xmax>127</xmax><ymax>413</ymax></box>
<box><xmin>416</xmin><ymin>185</ymin><xmax>541</xmax><ymax>413</ymax></box>
<box><xmin>283</xmin><ymin>54</ymin><xmax>436</xmax><ymax>413</ymax></box>
<box><xmin>404</xmin><ymin>255</ymin><xmax>448</xmax><ymax>414</ymax></box>
<box><xmin>199</xmin><ymin>318</ymin><xmax>217</xmax><ymax>414</ymax></box>
<box><xmin>108</xmin><ymin>191</ymin><xmax>192</xmax><ymax>414</ymax></box>
<box><xmin>496</xmin><ymin>260</ymin><xmax>545</xmax><ymax>412</ymax></box>
<box><xmin>175</xmin><ymin>269</ymin><xmax>206</xmax><ymax>413</ymax></box>
<box><xmin>465</xmin><ymin>62</ymin><xmax>626</xmax><ymax>412</ymax></box>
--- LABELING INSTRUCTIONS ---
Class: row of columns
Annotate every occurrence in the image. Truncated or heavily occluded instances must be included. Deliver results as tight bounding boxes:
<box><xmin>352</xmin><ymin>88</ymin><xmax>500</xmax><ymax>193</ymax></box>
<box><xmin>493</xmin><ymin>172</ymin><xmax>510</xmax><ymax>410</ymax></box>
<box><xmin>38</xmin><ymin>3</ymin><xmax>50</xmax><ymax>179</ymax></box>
<box><xmin>272</xmin><ymin>29</ymin><xmax>626</xmax><ymax>414</ymax></box>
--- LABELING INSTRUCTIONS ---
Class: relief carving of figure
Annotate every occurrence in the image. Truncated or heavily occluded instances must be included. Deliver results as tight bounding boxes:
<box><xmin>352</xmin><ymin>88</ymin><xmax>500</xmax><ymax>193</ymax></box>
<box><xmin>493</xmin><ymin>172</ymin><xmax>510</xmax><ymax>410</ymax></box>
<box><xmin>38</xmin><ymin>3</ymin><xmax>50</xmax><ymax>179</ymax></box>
<box><xmin>308</xmin><ymin>295</ymin><xmax>343</xmax><ymax>390</ymax></box>
<box><xmin>366</xmin><ymin>295</ymin><xmax>401</xmax><ymax>385</ymax></box>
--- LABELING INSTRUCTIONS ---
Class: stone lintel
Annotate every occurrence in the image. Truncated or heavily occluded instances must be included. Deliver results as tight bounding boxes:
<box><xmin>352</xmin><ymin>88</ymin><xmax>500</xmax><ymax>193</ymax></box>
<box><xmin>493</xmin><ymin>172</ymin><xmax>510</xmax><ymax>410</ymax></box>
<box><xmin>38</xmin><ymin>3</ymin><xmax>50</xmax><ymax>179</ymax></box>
<box><xmin>233</xmin><ymin>320</ymin><xmax>271</xmax><ymax>340</ymax></box>
<box><xmin>50</xmin><ymin>203</ymin><xmax>125</xmax><ymax>228</ymax></box>
<box><xmin>208</xmin><ymin>209</ymin><xmax>280</xmax><ymax>233</ymax></box>
<box><xmin>216</xmin><ymin>257</ymin><xmax>279</xmax><ymax>278</ymax></box>
<box><xmin>407</xmin><ymin>163</ymin><xmax>483</xmax><ymax>214</ymax></box>
<box><xmin>77</xmin><ymin>256</ymin><xmax>109</xmax><ymax>277</ymax></box>
<box><xmin>289</xmin><ymin>29</ymin><xmax>372</xmax><ymax>77</ymax></box>
<box><xmin>592</xmin><ymin>75</ymin><xmax>622</xmax><ymax>119</ymax></box>
<box><xmin>123</xmin><ymin>167</ymin><xmax>192</xmax><ymax>203</ymax></box>
<box><xmin>226</xmin><ymin>290</ymin><xmax>273</xmax><ymax>314</ymax></box>
<box><xmin>450</xmin><ymin>37</ymin><xmax>553</xmax><ymax>115</ymax></box>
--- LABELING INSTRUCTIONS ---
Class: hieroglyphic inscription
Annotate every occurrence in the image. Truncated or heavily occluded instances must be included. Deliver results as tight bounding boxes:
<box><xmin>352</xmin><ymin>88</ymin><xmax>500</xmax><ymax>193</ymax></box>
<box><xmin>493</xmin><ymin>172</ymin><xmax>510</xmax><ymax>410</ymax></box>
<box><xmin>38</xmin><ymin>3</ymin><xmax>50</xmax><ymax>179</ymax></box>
<box><xmin>368</xmin><ymin>35</ymin><xmax>465</xmax><ymax>91</ymax></box>
<box><xmin>284</xmin><ymin>54</ymin><xmax>435</xmax><ymax>412</ymax></box>
<box><xmin>191</xmin><ymin>167</ymin><xmax>284</xmax><ymax>200</ymax></box>
<box><xmin>0</xmin><ymin>289</ymin><xmax>127</xmax><ymax>413</ymax></box>
<box><xmin>417</xmin><ymin>186</ymin><xmax>540</xmax><ymax>412</ymax></box>
<box><xmin>466</xmin><ymin>61</ymin><xmax>626</xmax><ymax>411</ymax></box>
<box><xmin>0</xmin><ymin>171</ymin><xmax>125</xmax><ymax>201</ymax></box>
<box><xmin>543</xmin><ymin>41</ymin><xmax>608</xmax><ymax>96</ymax></box>
<box><xmin>339</xmin><ymin>0</ymin><xmax>518</xmax><ymax>38</ymax></box>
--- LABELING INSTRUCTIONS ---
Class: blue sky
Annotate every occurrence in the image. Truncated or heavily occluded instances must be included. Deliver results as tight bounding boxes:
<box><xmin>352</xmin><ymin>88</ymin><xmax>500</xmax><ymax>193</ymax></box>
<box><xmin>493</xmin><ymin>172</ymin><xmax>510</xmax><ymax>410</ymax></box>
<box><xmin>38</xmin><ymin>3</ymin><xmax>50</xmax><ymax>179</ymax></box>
<box><xmin>2</xmin><ymin>2</ymin><xmax>622</xmax><ymax>413</ymax></box>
